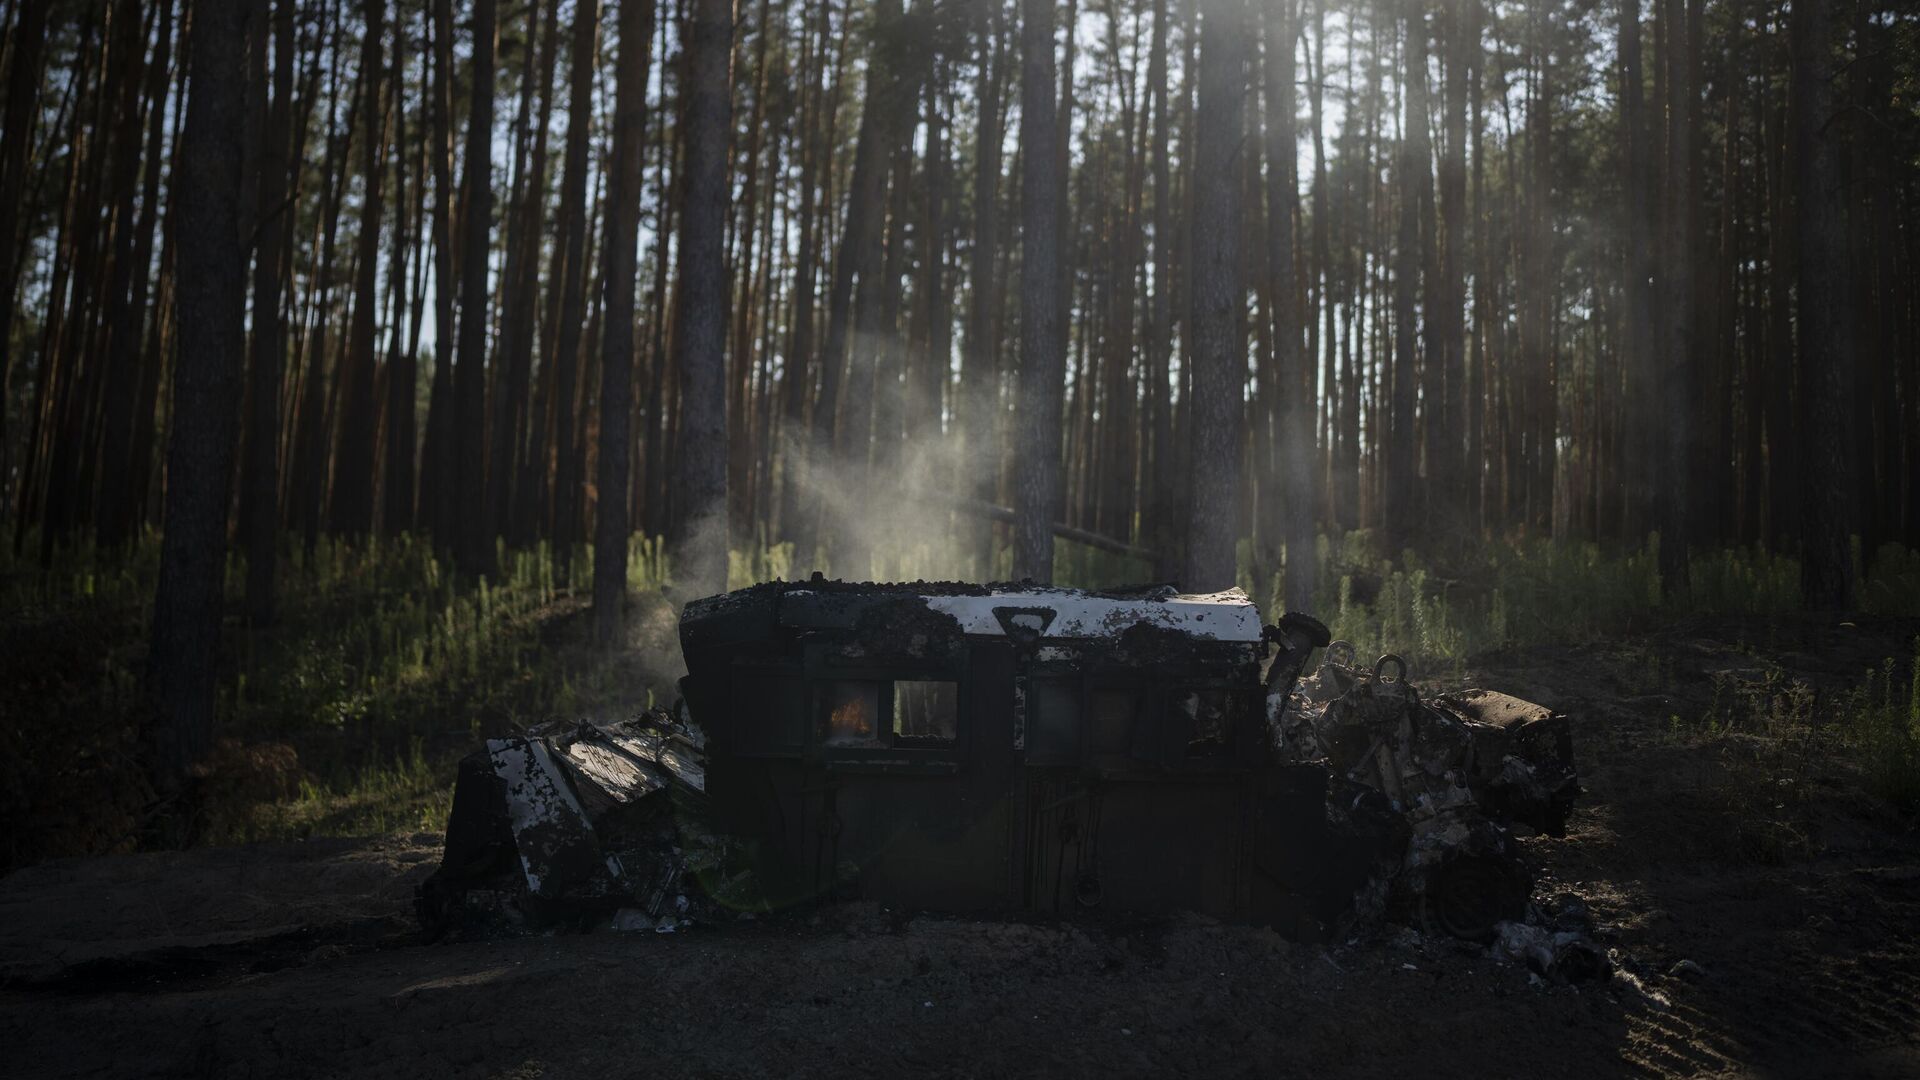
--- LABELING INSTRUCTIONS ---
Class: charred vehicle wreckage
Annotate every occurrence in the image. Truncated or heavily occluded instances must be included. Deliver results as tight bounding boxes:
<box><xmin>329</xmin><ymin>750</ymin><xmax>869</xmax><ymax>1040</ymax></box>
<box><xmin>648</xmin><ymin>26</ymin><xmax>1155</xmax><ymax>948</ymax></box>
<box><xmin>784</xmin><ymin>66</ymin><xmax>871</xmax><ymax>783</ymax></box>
<box><xmin>420</xmin><ymin>579</ymin><xmax>1579</xmax><ymax>944</ymax></box>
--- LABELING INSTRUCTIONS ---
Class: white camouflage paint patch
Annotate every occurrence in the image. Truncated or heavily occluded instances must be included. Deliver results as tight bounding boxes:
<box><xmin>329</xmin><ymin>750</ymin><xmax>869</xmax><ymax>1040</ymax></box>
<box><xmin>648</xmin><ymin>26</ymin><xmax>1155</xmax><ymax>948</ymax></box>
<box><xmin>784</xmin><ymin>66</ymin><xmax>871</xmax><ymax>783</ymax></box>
<box><xmin>921</xmin><ymin>587</ymin><xmax>1263</xmax><ymax>642</ymax></box>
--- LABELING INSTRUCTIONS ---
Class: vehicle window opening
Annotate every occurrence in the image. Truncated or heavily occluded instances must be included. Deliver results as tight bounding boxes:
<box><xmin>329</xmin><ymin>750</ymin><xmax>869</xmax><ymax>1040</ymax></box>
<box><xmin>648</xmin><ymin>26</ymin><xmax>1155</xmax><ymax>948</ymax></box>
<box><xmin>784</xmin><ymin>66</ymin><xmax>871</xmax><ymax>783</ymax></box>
<box><xmin>823</xmin><ymin>681</ymin><xmax>885</xmax><ymax>747</ymax></box>
<box><xmin>1090</xmin><ymin>690</ymin><xmax>1141</xmax><ymax>757</ymax></box>
<box><xmin>736</xmin><ymin>673</ymin><xmax>806</xmax><ymax>754</ymax></box>
<box><xmin>893</xmin><ymin>680</ymin><xmax>959</xmax><ymax>744</ymax></box>
<box><xmin>1174</xmin><ymin>689</ymin><xmax>1241</xmax><ymax>757</ymax></box>
<box><xmin>1029</xmin><ymin>678</ymin><xmax>1081</xmax><ymax>761</ymax></box>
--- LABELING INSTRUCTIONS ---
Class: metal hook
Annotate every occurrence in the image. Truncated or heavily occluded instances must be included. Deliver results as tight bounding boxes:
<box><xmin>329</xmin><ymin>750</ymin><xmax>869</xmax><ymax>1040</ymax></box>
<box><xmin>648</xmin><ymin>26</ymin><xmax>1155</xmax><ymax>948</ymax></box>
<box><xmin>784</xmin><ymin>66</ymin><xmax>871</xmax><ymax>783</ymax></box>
<box><xmin>1325</xmin><ymin>640</ymin><xmax>1357</xmax><ymax>669</ymax></box>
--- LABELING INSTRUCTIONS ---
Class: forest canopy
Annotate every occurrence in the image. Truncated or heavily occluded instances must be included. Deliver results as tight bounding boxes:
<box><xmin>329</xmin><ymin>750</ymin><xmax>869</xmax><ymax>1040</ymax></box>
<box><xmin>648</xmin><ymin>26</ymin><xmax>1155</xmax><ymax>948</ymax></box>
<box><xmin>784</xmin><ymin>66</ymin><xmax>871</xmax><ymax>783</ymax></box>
<box><xmin>1</xmin><ymin>0</ymin><xmax>1917</xmax><ymax>783</ymax></box>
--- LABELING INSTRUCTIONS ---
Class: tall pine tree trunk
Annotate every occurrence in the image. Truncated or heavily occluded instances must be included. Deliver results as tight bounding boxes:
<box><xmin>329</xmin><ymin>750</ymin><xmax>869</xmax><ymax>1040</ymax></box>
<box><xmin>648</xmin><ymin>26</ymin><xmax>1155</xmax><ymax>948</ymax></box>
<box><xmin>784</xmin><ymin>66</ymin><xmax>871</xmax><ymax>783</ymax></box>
<box><xmin>381</xmin><ymin>16</ymin><xmax>417</xmax><ymax>538</ymax></box>
<box><xmin>669</xmin><ymin>0</ymin><xmax>733</xmax><ymax>598</ymax></box>
<box><xmin>1618</xmin><ymin>0</ymin><xmax>1654</xmax><ymax>541</ymax></box>
<box><xmin>1264</xmin><ymin>0</ymin><xmax>1314</xmax><ymax>610</ymax></box>
<box><xmin>1440</xmin><ymin>0</ymin><xmax>1471</xmax><ymax>528</ymax></box>
<box><xmin>88</xmin><ymin>0</ymin><xmax>150</xmax><ymax>548</ymax></box>
<box><xmin>1184</xmin><ymin>0</ymin><xmax>1248</xmax><ymax>592</ymax></box>
<box><xmin>498</xmin><ymin>0</ymin><xmax>561</xmax><ymax>546</ymax></box>
<box><xmin>595</xmin><ymin>0</ymin><xmax>654</xmax><ymax>644</ymax></box>
<box><xmin>421</xmin><ymin>0</ymin><xmax>458</xmax><ymax>545</ymax></box>
<box><xmin>1012</xmin><ymin>0</ymin><xmax>1064</xmax><ymax>583</ymax></box>
<box><xmin>776</xmin><ymin>0</ymin><xmax>831</xmax><ymax>548</ymax></box>
<box><xmin>958</xmin><ymin>1</ymin><xmax>1004</xmax><ymax>576</ymax></box>
<box><xmin>244</xmin><ymin>0</ymin><xmax>293</xmax><ymax>621</ymax></box>
<box><xmin>1385</xmin><ymin>0</ymin><xmax>1425</xmax><ymax>554</ymax></box>
<box><xmin>1791</xmin><ymin>0</ymin><xmax>1853</xmax><ymax>609</ymax></box>
<box><xmin>831</xmin><ymin>1</ymin><xmax>922</xmax><ymax>579</ymax></box>
<box><xmin>454</xmin><ymin>0</ymin><xmax>499</xmax><ymax>578</ymax></box>
<box><xmin>147</xmin><ymin>0</ymin><xmax>247</xmax><ymax>794</ymax></box>
<box><xmin>550</xmin><ymin>0</ymin><xmax>601</xmax><ymax>549</ymax></box>
<box><xmin>0</xmin><ymin>0</ymin><xmax>50</xmax><ymax>523</ymax></box>
<box><xmin>1145</xmin><ymin>0</ymin><xmax>1179</xmax><ymax>581</ymax></box>
<box><xmin>328</xmin><ymin>0</ymin><xmax>388</xmax><ymax>536</ymax></box>
<box><xmin>1656</xmin><ymin>0</ymin><xmax>1692</xmax><ymax>595</ymax></box>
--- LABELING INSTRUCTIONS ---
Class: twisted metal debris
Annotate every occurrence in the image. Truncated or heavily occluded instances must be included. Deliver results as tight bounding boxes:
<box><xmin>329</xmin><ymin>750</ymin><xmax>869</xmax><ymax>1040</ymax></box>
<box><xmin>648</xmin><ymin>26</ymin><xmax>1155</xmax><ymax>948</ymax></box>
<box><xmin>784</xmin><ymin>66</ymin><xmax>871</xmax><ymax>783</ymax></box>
<box><xmin>1275</xmin><ymin>643</ymin><xmax>1579</xmax><ymax>938</ymax></box>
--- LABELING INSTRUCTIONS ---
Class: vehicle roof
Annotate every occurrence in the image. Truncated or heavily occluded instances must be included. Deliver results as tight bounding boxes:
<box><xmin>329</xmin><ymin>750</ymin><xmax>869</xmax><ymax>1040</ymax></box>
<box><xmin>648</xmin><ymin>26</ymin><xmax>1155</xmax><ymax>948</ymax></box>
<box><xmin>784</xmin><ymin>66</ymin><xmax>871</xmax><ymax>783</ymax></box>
<box><xmin>766</xmin><ymin>581</ymin><xmax>1267</xmax><ymax>643</ymax></box>
<box><xmin>915</xmin><ymin>587</ymin><xmax>1261</xmax><ymax>642</ymax></box>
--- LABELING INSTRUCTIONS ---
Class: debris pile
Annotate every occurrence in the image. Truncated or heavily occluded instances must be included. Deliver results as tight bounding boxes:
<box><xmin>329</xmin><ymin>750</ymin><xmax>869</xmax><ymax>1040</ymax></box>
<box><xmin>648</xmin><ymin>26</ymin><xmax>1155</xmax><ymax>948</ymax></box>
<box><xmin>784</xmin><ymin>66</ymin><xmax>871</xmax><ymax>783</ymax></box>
<box><xmin>1275</xmin><ymin>643</ymin><xmax>1579</xmax><ymax>939</ymax></box>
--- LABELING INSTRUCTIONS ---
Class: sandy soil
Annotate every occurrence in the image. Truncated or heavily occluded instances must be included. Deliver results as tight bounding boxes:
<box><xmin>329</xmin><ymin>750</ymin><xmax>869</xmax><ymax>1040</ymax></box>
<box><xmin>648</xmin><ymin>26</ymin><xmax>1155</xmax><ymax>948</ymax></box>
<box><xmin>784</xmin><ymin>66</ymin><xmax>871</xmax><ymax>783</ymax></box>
<box><xmin>4</xmin><ymin>614</ymin><xmax>1918</xmax><ymax>1079</ymax></box>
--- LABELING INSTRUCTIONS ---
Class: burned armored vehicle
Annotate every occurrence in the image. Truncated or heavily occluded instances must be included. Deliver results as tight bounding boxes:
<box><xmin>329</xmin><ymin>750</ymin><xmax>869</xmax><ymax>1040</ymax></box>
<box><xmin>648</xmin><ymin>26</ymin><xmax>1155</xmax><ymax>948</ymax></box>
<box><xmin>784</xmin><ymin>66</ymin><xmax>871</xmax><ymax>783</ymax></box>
<box><xmin>421</xmin><ymin>580</ymin><xmax>1577</xmax><ymax>942</ymax></box>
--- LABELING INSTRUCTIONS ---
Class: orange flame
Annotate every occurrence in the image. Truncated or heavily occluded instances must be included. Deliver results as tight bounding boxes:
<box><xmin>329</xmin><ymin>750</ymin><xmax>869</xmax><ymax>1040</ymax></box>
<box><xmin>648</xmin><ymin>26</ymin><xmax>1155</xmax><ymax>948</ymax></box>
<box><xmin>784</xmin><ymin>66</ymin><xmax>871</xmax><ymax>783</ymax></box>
<box><xmin>830</xmin><ymin>694</ymin><xmax>872</xmax><ymax>741</ymax></box>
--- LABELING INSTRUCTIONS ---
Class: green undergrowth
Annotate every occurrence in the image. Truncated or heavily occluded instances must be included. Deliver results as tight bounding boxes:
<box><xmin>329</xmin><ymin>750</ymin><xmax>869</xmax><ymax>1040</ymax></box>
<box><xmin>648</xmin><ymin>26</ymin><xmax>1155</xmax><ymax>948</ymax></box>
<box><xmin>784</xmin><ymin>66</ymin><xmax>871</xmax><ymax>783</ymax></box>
<box><xmin>1660</xmin><ymin>635</ymin><xmax>1920</xmax><ymax>860</ymax></box>
<box><xmin>1</xmin><ymin>532</ymin><xmax>680</xmax><ymax>864</ymax></box>
<box><xmin>1251</xmin><ymin>531</ymin><xmax>1920</xmax><ymax>683</ymax></box>
<box><xmin>1850</xmin><ymin>640</ymin><xmax>1920</xmax><ymax>813</ymax></box>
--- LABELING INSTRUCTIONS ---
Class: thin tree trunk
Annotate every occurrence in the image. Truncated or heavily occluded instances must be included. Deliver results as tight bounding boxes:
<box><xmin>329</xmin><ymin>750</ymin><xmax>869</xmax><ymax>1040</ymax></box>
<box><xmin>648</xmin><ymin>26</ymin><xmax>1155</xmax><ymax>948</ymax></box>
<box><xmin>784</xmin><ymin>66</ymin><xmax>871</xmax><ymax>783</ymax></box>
<box><xmin>381</xmin><ymin>12</ymin><xmax>417</xmax><ymax>537</ymax></box>
<box><xmin>291</xmin><ymin>4</ymin><xmax>350</xmax><ymax>557</ymax></box>
<box><xmin>98</xmin><ymin>0</ymin><xmax>175</xmax><ymax>548</ymax></box>
<box><xmin>776</xmin><ymin>0</ymin><xmax>831</xmax><ymax>548</ymax></box>
<box><xmin>1762</xmin><ymin>86</ymin><xmax>1792</xmax><ymax>548</ymax></box>
<box><xmin>33</xmin><ymin>17</ymin><xmax>110</xmax><ymax>558</ymax></box>
<box><xmin>866</xmin><ymin>139</ymin><xmax>913</xmax><ymax>488</ymax></box>
<box><xmin>131</xmin><ymin>29</ymin><xmax>193</xmax><ymax>535</ymax></box>
<box><xmin>596</xmin><ymin>0</ymin><xmax>655</xmax><ymax>644</ymax></box>
<box><xmin>1526</xmin><ymin>14</ymin><xmax>1554</xmax><ymax>536</ymax></box>
<box><xmin>421</xmin><ymin>0</ymin><xmax>458</xmax><ymax>545</ymax></box>
<box><xmin>327</xmin><ymin>0</ymin><xmax>388</xmax><ymax>537</ymax></box>
<box><xmin>1145</xmin><ymin>0</ymin><xmax>1178</xmax><ymax>581</ymax></box>
<box><xmin>1791</xmin><ymin>0</ymin><xmax>1852</xmax><ymax>609</ymax></box>
<box><xmin>958</xmin><ymin>1</ymin><xmax>1005</xmax><ymax>576</ymax></box>
<box><xmin>244</xmin><ymin>0</ymin><xmax>293</xmax><ymax>621</ymax></box>
<box><xmin>88</xmin><ymin>0</ymin><xmax>154</xmax><ymax>547</ymax></box>
<box><xmin>1307</xmin><ymin>0</ymin><xmax>1335</xmax><ymax>534</ymax></box>
<box><xmin>1094</xmin><ymin>5</ymin><xmax>1140</xmax><ymax>547</ymax></box>
<box><xmin>919</xmin><ymin>73</ymin><xmax>950</xmax><ymax>458</ymax></box>
<box><xmin>497</xmin><ymin>0</ymin><xmax>561</xmax><ymax>546</ymax></box>
<box><xmin>640</xmin><ymin>11</ymin><xmax>679</xmax><ymax>544</ymax></box>
<box><xmin>1385</xmin><ymin>0</ymin><xmax>1425</xmax><ymax>554</ymax></box>
<box><xmin>11</xmin><ymin>38</ymin><xmax>85</xmax><ymax>550</ymax></box>
<box><xmin>1264</xmin><ymin>0</ymin><xmax>1313</xmax><ymax>610</ymax></box>
<box><xmin>549</xmin><ymin>0</ymin><xmax>601</xmax><ymax>549</ymax></box>
<box><xmin>0</xmin><ymin>0</ymin><xmax>50</xmax><ymax>519</ymax></box>
<box><xmin>1439</xmin><ymin>0</ymin><xmax>1470</xmax><ymax>529</ymax></box>
<box><xmin>726</xmin><ymin>0</ymin><xmax>773</xmax><ymax>548</ymax></box>
<box><xmin>1618</xmin><ymin>0</ymin><xmax>1654</xmax><ymax>541</ymax></box>
<box><xmin>1656</xmin><ymin>0</ymin><xmax>1691</xmax><ymax>595</ymax></box>
<box><xmin>1012</xmin><ymin>0</ymin><xmax>1064</xmax><ymax>583</ymax></box>
<box><xmin>454</xmin><ymin>0</ymin><xmax>499</xmax><ymax>578</ymax></box>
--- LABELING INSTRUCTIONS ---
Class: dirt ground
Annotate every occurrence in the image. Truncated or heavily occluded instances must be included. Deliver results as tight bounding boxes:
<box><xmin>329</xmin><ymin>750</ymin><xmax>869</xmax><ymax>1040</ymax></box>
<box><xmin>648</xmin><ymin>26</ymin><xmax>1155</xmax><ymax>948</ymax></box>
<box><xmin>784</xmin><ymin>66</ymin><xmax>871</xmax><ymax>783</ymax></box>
<box><xmin>4</xmin><ymin>614</ymin><xmax>1918</xmax><ymax>1079</ymax></box>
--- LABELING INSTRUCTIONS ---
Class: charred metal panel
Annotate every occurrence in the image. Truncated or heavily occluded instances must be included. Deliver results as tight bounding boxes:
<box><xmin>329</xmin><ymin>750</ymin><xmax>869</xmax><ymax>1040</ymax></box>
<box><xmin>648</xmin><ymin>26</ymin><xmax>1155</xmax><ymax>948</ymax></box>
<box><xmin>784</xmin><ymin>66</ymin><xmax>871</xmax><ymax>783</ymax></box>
<box><xmin>681</xmin><ymin>582</ymin><xmax>1298</xmax><ymax>925</ymax></box>
<box><xmin>417</xmin><ymin>712</ymin><xmax>706</xmax><ymax>936</ymax></box>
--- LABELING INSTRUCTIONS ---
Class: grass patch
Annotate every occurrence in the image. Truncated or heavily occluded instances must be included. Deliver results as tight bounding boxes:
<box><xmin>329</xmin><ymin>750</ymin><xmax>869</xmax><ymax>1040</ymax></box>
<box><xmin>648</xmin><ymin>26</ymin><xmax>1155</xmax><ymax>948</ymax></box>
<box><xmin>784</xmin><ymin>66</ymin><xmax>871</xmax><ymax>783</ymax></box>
<box><xmin>1845</xmin><ymin>639</ymin><xmax>1920</xmax><ymax>813</ymax></box>
<box><xmin>1</xmin><ymin>532</ymin><xmax>677</xmax><ymax>865</ymax></box>
<box><xmin>1647</xmin><ymin>634</ymin><xmax>1920</xmax><ymax>863</ymax></box>
<box><xmin>1280</xmin><ymin>531</ymin><xmax>1917</xmax><ymax>680</ymax></box>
